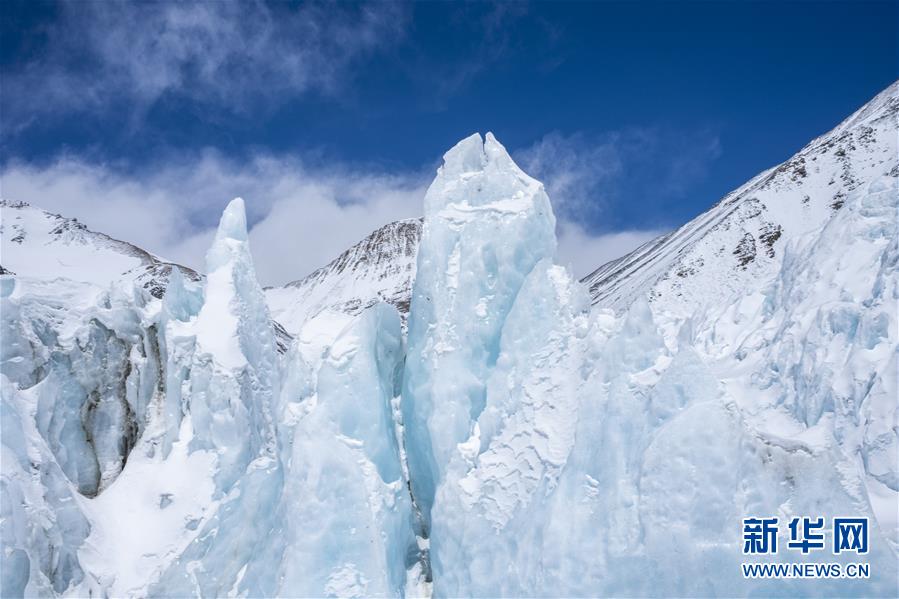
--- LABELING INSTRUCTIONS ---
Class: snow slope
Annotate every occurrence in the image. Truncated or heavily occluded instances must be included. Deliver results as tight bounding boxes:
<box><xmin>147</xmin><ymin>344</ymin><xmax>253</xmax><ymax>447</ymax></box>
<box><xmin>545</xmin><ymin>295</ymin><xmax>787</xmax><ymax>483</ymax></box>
<box><xmin>0</xmin><ymin>200</ymin><xmax>201</xmax><ymax>296</ymax></box>
<box><xmin>582</xmin><ymin>80</ymin><xmax>899</xmax><ymax>321</ymax></box>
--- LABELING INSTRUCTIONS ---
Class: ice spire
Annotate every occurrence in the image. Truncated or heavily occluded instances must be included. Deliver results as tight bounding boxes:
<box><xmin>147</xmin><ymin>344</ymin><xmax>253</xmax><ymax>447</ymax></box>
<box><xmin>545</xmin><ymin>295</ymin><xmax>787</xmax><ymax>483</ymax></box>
<box><xmin>402</xmin><ymin>132</ymin><xmax>559</xmax><ymax>526</ymax></box>
<box><xmin>157</xmin><ymin>266</ymin><xmax>202</xmax><ymax>456</ymax></box>
<box><xmin>189</xmin><ymin>197</ymin><xmax>279</xmax><ymax>487</ymax></box>
<box><xmin>195</xmin><ymin>197</ymin><xmax>253</xmax><ymax>369</ymax></box>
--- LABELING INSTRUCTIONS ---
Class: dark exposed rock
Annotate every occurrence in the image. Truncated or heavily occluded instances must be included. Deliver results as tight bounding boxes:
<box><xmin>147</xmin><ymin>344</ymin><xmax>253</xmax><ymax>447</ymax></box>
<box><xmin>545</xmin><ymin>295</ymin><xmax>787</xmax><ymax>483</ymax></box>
<box><xmin>733</xmin><ymin>233</ymin><xmax>757</xmax><ymax>268</ymax></box>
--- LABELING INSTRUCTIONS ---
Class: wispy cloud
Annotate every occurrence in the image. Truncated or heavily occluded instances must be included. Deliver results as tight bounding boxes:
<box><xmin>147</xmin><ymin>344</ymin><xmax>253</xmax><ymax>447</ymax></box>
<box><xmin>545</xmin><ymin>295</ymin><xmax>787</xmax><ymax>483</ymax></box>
<box><xmin>515</xmin><ymin>127</ymin><xmax>722</xmax><ymax>227</ymax></box>
<box><xmin>3</xmin><ymin>0</ymin><xmax>408</xmax><ymax>132</ymax></box>
<box><xmin>403</xmin><ymin>1</ymin><xmax>548</xmax><ymax>109</ymax></box>
<box><xmin>0</xmin><ymin>3</ymin><xmax>731</xmax><ymax>288</ymax></box>
<box><xmin>514</xmin><ymin>130</ymin><xmax>625</xmax><ymax>221</ymax></box>
<box><xmin>512</xmin><ymin>127</ymin><xmax>723</xmax><ymax>276</ymax></box>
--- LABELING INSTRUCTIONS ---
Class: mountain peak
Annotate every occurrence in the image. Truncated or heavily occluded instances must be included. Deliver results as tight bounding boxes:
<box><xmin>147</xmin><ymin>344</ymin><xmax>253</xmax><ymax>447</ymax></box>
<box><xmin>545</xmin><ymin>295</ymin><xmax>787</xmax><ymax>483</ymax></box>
<box><xmin>0</xmin><ymin>199</ymin><xmax>201</xmax><ymax>296</ymax></box>
<box><xmin>266</xmin><ymin>218</ymin><xmax>423</xmax><ymax>339</ymax></box>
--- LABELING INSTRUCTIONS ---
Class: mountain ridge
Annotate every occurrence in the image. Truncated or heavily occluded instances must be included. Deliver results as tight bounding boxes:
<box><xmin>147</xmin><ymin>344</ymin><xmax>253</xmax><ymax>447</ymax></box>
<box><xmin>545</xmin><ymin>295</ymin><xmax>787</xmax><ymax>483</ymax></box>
<box><xmin>0</xmin><ymin>199</ymin><xmax>202</xmax><ymax>298</ymax></box>
<box><xmin>0</xmin><ymin>200</ymin><xmax>295</xmax><ymax>352</ymax></box>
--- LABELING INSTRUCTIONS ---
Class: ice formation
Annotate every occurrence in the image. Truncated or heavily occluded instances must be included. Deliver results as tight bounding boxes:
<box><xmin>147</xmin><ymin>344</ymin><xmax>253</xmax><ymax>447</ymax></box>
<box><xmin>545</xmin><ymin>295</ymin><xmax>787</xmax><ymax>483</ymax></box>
<box><xmin>271</xmin><ymin>303</ymin><xmax>414</xmax><ymax>598</ymax></box>
<box><xmin>1</xmin><ymin>197</ymin><xmax>416</xmax><ymax>597</ymax></box>
<box><xmin>399</xmin><ymin>133</ymin><xmax>898</xmax><ymax>597</ymax></box>
<box><xmin>402</xmin><ymin>132</ymin><xmax>558</xmax><ymax>523</ymax></box>
<box><xmin>1</xmin><ymin>83</ymin><xmax>897</xmax><ymax>598</ymax></box>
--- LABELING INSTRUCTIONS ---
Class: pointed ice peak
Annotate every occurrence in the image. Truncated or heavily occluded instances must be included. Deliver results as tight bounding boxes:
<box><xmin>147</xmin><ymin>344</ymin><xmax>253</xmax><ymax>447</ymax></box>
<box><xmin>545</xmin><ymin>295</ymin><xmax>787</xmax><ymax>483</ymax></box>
<box><xmin>427</xmin><ymin>131</ymin><xmax>546</xmax><ymax>217</ymax></box>
<box><xmin>440</xmin><ymin>132</ymin><xmax>522</xmax><ymax>179</ymax></box>
<box><xmin>197</xmin><ymin>197</ymin><xmax>260</xmax><ymax>369</ymax></box>
<box><xmin>215</xmin><ymin>197</ymin><xmax>248</xmax><ymax>242</ymax></box>
<box><xmin>206</xmin><ymin>198</ymin><xmax>250</xmax><ymax>273</ymax></box>
<box><xmin>483</xmin><ymin>131</ymin><xmax>514</xmax><ymax>166</ymax></box>
<box><xmin>442</xmin><ymin>132</ymin><xmax>486</xmax><ymax>175</ymax></box>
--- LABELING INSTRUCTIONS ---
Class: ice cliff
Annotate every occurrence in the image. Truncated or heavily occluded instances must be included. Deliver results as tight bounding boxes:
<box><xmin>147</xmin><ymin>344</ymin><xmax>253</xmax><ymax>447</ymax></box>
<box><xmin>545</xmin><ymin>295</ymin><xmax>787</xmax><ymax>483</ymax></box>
<box><xmin>1</xmin><ymin>85</ymin><xmax>898</xmax><ymax>598</ymax></box>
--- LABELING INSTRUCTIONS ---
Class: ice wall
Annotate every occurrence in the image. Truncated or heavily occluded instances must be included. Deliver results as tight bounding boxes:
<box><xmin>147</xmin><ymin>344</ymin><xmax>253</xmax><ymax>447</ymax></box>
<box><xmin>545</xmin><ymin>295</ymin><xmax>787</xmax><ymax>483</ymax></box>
<box><xmin>1</xmin><ymin>375</ymin><xmax>91</xmax><ymax>596</ymax></box>
<box><xmin>428</xmin><ymin>259</ymin><xmax>591</xmax><ymax>594</ymax></box>
<box><xmin>0</xmin><ymin>279</ymin><xmax>161</xmax><ymax>498</ymax></box>
<box><xmin>156</xmin><ymin>266</ymin><xmax>203</xmax><ymax>457</ymax></box>
<box><xmin>273</xmin><ymin>303</ymin><xmax>414</xmax><ymax>597</ymax></box>
<box><xmin>0</xmin><ymin>268</ymin><xmax>169</xmax><ymax>595</ymax></box>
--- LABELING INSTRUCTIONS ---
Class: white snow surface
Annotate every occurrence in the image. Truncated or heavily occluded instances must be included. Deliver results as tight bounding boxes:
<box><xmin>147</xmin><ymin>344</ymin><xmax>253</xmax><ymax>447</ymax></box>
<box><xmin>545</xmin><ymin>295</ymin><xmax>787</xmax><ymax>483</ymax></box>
<box><xmin>1</xmin><ymin>82</ymin><xmax>897</xmax><ymax>598</ymax></box>
<box><xmin>0</xmin><ymin>199</ymin><xmax>200</xmax><ymax>294</ymax></box>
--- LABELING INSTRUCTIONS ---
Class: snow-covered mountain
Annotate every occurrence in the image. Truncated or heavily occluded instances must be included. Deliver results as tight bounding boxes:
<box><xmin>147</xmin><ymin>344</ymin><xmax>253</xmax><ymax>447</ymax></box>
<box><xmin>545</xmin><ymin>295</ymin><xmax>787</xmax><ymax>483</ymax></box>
<box><xmin>582</xmin><ymin>81</ymin><xmax>899</xmax><ymax>320</ymax></box>
<box><xmin>0</xmin><ymin>200</ymin><xmax>294</xmax><ymax>353</ymax></box>
<box><xmin>263</xmin><ymin>81</ymin><xmax>897</xmax><ymax>343</ymax></box>
<box><xmin>1</xmin><ymin>81</ymin><xmax>896</xmax><ymax>598</ymax></box>
<box><xmin>268</xmin><ymin>218</ymin><xmax>421</xmax><ymax>325</ymax></box>
<box><xmin>0</xmin><ymin>200</ymin><xmax>202</xmax><ymax>297</ymax></box>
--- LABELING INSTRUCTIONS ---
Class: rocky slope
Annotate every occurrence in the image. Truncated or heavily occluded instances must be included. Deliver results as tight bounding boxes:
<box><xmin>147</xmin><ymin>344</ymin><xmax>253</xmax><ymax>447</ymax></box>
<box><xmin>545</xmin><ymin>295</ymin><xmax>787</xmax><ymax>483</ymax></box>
<box><xmin>582</xmin><ymin>80</ymin><xmax>899</xmax><ymax>324</ymax></box>
<box><xmin>265</xmin><ymin>218</ymin><xmax>421</xmax><ymax>335</ymax></box>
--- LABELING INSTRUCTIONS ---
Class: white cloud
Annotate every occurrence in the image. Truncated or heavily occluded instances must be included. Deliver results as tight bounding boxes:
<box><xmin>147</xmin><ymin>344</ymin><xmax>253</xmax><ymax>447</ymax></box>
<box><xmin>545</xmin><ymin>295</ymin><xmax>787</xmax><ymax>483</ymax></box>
<box><xmin>515</xmin><ymin>131</ymin><xmax>624</xmax><ymax>219</ymax></box>
<box><xmin>3</xmin><ymin>1</ymin><xmax>407</xmax><ymax>127</ymax></box>
<box><xmin>0</xmin><ymin>154</ymin><xmax>429</xmax><ymax>287</ymax></box>
<box><xmin>556</xmin><ymin>221</ymin><xmax>662</xmax><ymax>279</ymax></box>
<box><xmin>512</xmin><ymin>127</ymin><xmax>723</xmax><ymax>277</ymax></box>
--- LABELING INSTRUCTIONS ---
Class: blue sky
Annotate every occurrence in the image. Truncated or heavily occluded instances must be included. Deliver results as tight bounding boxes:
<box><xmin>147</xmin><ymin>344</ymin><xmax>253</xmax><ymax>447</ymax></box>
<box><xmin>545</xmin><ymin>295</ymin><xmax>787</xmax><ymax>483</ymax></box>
<box><xmin>1</xmin><ymin>0</ymin><xmax>896</xmax><ymax>284</ymax></box>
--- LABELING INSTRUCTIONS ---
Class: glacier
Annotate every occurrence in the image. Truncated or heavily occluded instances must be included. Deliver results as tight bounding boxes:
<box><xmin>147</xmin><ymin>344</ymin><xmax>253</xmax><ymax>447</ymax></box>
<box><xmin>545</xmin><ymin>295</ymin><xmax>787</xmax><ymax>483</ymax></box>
<box><xmin>401</xmin><ymin>133</ymin><xmax>898</xmax><ymax>596</ymax></box>
<box><xmin>1</xmin><ymin>84</ymin><xmax>898</xmax><ymax>598</ymax></box>
<box><xmin>1</xmin><ymin>197</ymin><xmax>417</xmax><ymax>597</ymax></box>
